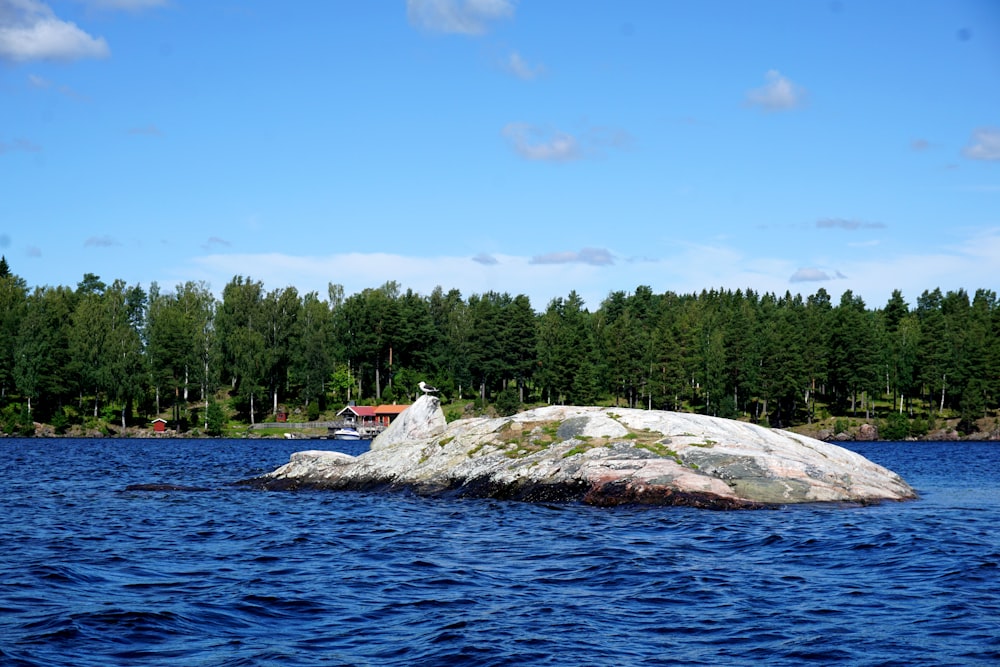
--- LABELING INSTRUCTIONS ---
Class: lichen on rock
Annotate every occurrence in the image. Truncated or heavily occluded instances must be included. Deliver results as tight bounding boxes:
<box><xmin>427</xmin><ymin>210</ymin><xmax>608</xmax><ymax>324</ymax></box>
<box><xmin>253</xmin><ymin>397</ymin><xmax>917</xmax><ymax>508</ymax></box>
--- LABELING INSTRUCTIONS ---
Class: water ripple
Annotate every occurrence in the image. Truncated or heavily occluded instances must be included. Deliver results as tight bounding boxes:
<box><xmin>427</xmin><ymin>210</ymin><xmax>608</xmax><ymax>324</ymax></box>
<box><xmin>0</xmin><ymin>438</ymin><xmax>998</xmax><ymax>666</ymax></box>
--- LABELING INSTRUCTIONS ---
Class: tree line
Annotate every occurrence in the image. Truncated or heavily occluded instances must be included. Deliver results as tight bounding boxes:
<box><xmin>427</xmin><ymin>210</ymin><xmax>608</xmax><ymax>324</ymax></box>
<box><xmin>0</xmin><ymin>256</ymin><xmax>996</xmax><ymax>436</ymax></box>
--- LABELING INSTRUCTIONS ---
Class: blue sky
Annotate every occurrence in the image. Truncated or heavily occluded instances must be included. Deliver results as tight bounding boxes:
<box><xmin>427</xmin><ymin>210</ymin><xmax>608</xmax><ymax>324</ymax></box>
<box><xmin>1</xmin><ymin>0</ymin><xmax>998</xmax><ymax>311</ymax></box>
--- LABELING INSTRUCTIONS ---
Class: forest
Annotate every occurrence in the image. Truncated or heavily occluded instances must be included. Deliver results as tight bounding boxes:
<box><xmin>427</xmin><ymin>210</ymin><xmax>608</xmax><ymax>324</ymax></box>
<box><xmin>0</xmin><ymin>256</ymin><xmax>997</xmax><ymax>438</ymax></box>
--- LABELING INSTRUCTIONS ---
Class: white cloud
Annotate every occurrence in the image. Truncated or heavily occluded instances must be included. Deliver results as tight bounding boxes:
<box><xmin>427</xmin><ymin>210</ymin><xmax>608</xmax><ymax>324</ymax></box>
<box><xmin>171</xmin><ymin>228</ymin><xmax>1000</xmax><ymax>314</ymax></box>
<box><xmin>82</xmin><ymin>0</ymin><xmax>169</xmax><ymax>10</ymax></box>
<box><xmin>502</xmin><ymin>123</ymin><xmax>631</xmax><ymax>162</ymax></box>
<box><xmin>530</xmin><ymin>248</ymin><xmax>615</xmax><ymax>266</ymax></box>
<box><xmin>0</xmin><ymin>137</ymin><xmax>41</xmax><ymax>153</ymax></box>
<box><xmin>816</xmin><ymin>218</ymin><xmax>887</xmax><ymax>231</ymax></box>
<box><xmin>472</xmin><ymin>252</ymin><xmax>498</xmax><ymax>265</ymax></box>
<box><xmin>0</xmin><ymin>0</ymin><xmax>109</xmax><ymax>62</ymax></box>
<box><xmin>502</xmin><ymin>123</ymin><xmax>579</xmax><ymax>162</ymax></box>
<box><xmin>27</xmin><ymin>71</ymin><xmax>87</xmax><ymax>99</ymax></box>
<box><xmin>200</xmin><ymin>236</ymin><xmax>230</xmax><ymax>251</ymax></box>
<box><xmin>963</xmin><ymin>127</ymin><xmax>1000</xmax><ymax>161</ymax></box>
<box><xmin>746</xmin><ymin>69</ymin><xmax>805</xmax><ymax>111</ymax></box>
<box><xmin>84</xmin><ymin>235</ymin><xmax>118</xmax><ymax>247</ymax></box>
<box><xmin>406</xmin><ymin>0</ymin><xmax>514</xmax><ymax>35</ymax></box>
<box><xmin>790</xmin><ymin>267</ymin><xmax>847</xmax><ymax>283</ymax></box>
<box><xmin>506</xmin><ymin>51</ymin><xmax>543</xmax><ymax>80</ymax></box>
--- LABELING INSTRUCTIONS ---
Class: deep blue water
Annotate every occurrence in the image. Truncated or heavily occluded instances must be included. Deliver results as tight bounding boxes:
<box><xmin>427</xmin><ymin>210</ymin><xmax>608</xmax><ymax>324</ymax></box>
<box><xmin>0</xmin><ymin>437</ymin><xmax>997</xmax><ymax>666</ymax></box>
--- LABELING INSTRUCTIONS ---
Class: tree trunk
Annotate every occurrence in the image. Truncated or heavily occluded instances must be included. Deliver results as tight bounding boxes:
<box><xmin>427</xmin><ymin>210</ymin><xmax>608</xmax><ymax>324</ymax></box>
<box><xmin>250</xmin><ymin>392</ymin><xmax>256</xmax><ymax>425</ymax></box>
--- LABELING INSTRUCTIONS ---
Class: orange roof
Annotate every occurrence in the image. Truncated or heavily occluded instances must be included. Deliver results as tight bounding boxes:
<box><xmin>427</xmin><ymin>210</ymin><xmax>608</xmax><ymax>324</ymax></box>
<box><xmin>375</xmin><ymin>404</ymin><xmax>409</xmax><ymax>415</ymax></box>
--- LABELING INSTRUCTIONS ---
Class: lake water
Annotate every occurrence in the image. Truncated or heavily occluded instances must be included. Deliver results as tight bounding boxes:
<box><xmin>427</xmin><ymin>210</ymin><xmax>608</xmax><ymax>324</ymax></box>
<box><xmin>0</xmin><ymin>437</ymin><xmax>997</xmax><ymax>666</ymax></box>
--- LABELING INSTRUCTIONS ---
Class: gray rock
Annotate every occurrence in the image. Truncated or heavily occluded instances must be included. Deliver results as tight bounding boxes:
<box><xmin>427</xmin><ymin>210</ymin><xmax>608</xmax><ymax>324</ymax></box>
<box><xmin>858</xmin><ymin>423</ymin><xmax>879</xmax><ymax>441</ymax></box>
<box><xmin>371</xmin><ymin>395</ymin><xmax>446</xmax><ymax>450</ymax></box>
<box><xmin>255</xmin><ymin>404</ymin><xmax>916</xmax><ymax>508</ymax></box>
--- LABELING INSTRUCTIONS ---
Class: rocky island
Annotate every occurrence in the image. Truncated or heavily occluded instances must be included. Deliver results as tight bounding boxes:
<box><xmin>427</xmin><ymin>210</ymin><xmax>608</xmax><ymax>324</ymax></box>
<box><xmin>253</xmin><ymin>395</ymin><xmax>916</xmax><ymax>508</ymax></box>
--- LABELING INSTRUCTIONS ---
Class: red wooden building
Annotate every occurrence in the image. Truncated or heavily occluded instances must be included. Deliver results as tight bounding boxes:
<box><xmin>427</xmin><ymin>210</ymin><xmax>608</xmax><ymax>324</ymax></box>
<box><xmin>374</xmin><ymin>404</ymin><xmax>408</xmax><ymax>427</ymax></box>
<box><xmin>335</xmin><ymin>405</ymin><xmax>377</xmax><ymax>428</ymax></box>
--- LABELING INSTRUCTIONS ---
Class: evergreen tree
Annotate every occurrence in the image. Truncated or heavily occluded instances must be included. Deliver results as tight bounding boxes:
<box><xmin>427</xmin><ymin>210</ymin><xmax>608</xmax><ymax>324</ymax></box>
<box><xmin>293</xmin><ymin>291</ymin><xmax>331</xmax><ymax>409</ymax></box>
<box><xmin>0</xmin><ymin>269</ymin><xmax>27</xmax><ymax>398</ymax></box>
<box><xmin>262</xmin><ymin>286</ymin><xmax>301</xmax><ymax>415</ymax></box>
<box><xmin>216</xmin><ymin>276</ymin><xmax>267</xmax><ymax>424</ymax></box>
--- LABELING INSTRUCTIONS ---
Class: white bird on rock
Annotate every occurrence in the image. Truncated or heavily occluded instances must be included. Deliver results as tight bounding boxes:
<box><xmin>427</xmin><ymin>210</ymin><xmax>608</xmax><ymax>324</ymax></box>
<box><xmin>418</xmin><ymin>381</ymin><xmax>439</xmax><ymax>394</ymax></box>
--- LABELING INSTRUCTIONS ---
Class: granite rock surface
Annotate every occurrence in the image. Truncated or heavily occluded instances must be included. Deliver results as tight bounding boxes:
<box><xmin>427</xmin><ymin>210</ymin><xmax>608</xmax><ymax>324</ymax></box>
<box><xmin>256</xmin><ymin>396</ymin><xmax>916</xmax><ymax>508</ymax></box>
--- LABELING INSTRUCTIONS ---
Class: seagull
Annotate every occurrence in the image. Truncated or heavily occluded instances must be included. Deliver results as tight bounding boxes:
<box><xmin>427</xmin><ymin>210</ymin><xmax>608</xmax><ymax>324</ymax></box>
<box><xmin>418</xmin><ymin>381</ymin><xmax>439</xmax><ymax>394</ymax></box>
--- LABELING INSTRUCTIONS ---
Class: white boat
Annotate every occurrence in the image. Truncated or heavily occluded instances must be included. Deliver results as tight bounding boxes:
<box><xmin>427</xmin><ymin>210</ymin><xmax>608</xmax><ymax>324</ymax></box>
<box><xmin>332</xmin><ymin>427</ymin><xmax>361</xmax><ymax>440</ymax></box>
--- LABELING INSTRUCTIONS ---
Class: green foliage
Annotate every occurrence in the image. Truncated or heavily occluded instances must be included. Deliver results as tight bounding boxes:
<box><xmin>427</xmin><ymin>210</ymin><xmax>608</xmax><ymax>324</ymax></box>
<box><xmin>717</xmin><ymin>395</ymin><xmax>739</xmax><ymax>420</ymax></box>
<box><xmin>306</xmin><ymin>401</ymin><xmax>320</xmax><ymax>422</ymax></box>
<box><xmin>881</xmin><ymin>411</ymin><xmax>910</xmax><ymax>440</ymax></box>
<box><xmin>1</xmin><ymin>404</ymin><xmax>34</xmax><ymax>436</ymax></box>
<box><xmin>50</xmin><ymin>407</ymin><xmax>70</xmax><ymax>435</ymax></box>
<box><xmin>493</xmin><ymin>386</ymin><xmax>521</xmax><ymax>417</ymax></box>
<box><xmin>637</xmin><ymin>441</ymin><xmax>683</xmax><ymax>464</ymax></box>
<box><xmin>959</xmin><ymin>379</ymin><xmax>986</xmax><ymax>435</ymax></box>
<box><xmin>205</xmin><ymin>400</ymin><xmax>226</xmax><ymax>436</ymax></box>
<box><xmin>1</xmin><ymin>267</ymin><xmax>998</xmax><ymax>437</ymax></box>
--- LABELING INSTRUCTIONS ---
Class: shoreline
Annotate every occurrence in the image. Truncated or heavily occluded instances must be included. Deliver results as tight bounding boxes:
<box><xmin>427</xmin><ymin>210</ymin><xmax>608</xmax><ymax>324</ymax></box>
<box><xmin>9</xmin><ymin>417</ymin><xmax>1000</xmax><ymax>443</ymax></box>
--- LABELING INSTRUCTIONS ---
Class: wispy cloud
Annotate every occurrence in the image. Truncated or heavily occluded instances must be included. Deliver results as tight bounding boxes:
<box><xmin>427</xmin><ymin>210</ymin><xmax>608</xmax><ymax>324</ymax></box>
<box><xmin>506</xmin><ymin>51</ymin><xmax>543</xmax><ymax>80</ymax></box>
<box><xmin>0</xmin><ymin>138</ymin><xmax>41</xmax><ymax>154</ymax></box>
<box><xmin>175</xmin><ymin>228</ymin><xmax>1000</xmax><ymax>314</ymax></box>
<box><xmin>472</xmin><ymin>252</ymin><xmax>498</xmax><ymax>265</ymax></box>
<box><xmin>406</xmin><ymin>0</ymin><xmax>514</xmax><ymax>35</ymax></box>
<box><xmin>963</xmin><ymin>127</ymin><xmax>1000</xmax><ymax>161</ymax></box>
<box><xmin>201</xmin><ymin>236</ymin><xmax>230</xmax><ymax>251</ymax></box>
<box><xmin>529</xmin><ymin>248</ymin><xmax>615</xmax><ymax>266</ymax></box>
<box><xmin>502</xmin><ymin>123</ymin><xmax>579</xmax><ymax>162</ymax></box>
<box><xmin>911</xmin><ymin>138</ymin><xmax>930</xmax><ymax>151</ymax></box>
<box><xmin>27</xmin><ymin>246</ymin><xmax>41</xmax><ymax>257</ymax></box>
<box><xmin>80</xmin><ymin>0</ymin><xmax>170</xmax><ymax>11</ymax></box>
<box><xmin>816</xmin><ymin>218</ymin><xmax>886</xmax><ymax>231</ymax></box>
<box><xmin>84</xmin><ymin>235</ymin><xmax>118</xmax><ymax>247</ymax></box>
<box><xmin>26</xmin><ymin>72</ymin><xmax>87</xmax><ymax>99</ymax></box>
<box><xmin>502</xmin><ymin>123</ymin><xmax>631</xmax><ymax>162</ymax></box>
<box><xmin>790</xmin><ymin>267</ymin><xmax>847</xmax><ymax>283</ymax></box>
<box><xmin>746</xmin><ymin>70</ymin><xmax>806</xmax><ymax>111</ymax></box>
<box><xmin>0</xmin><ymin>0</ymin><xmax>110</xmax><ymax>62</ymax></box>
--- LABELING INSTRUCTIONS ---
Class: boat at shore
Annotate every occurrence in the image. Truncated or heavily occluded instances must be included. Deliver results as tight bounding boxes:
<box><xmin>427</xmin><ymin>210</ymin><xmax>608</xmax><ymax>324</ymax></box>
<box><xmin>332</xmin><ymin>427</ymin><xmax>361</xmax><ymax>441</ymax></box>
